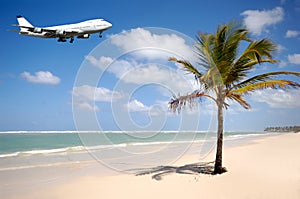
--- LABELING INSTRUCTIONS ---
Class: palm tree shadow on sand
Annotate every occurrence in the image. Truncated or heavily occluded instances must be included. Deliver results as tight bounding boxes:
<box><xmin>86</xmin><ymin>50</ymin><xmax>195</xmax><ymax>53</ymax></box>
<box><xmin>132</xmin><ymin>161</ymin><xmax>221</xmax><ymax>180</ymax></box>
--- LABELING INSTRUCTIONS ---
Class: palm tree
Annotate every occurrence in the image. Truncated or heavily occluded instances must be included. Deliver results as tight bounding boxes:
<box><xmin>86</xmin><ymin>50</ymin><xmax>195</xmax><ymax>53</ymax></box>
<box><xmin>169</xmin><ymin>22</ymin><xmax>300</xmax><ymax>174</ymax></box>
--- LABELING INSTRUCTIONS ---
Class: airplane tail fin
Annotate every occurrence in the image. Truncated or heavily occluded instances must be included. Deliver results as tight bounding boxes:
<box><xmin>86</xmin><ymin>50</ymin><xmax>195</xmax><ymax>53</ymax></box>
<box><xmin>17</xmin><ymin>15</ymin><xmax>33</xmax><ymax>28</ymax></box>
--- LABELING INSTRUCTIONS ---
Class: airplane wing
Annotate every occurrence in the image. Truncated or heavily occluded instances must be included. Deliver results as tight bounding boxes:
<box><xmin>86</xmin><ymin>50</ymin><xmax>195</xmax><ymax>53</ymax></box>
<box><xmin>42</xmin><ymin>28</ymin><xmax>84</xmax><ymax>38</ymax></box>
<box><xmin>33</xmin><ymin>28</ymin><xmax>83</xmax><ymax>34</ymax></box>
<box><xmin>17</xmin><ymin>25</ymin><xmax>82</xmax><ymax>35</ymax></box>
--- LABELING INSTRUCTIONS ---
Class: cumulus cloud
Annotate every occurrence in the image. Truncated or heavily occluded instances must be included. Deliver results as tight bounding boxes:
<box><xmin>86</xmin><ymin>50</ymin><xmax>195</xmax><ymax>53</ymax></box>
<box><xmin>109</xmin><ymin>28</ymin><xmax>195</xmax><ymax>61</ymax></box>
<box><xmin>73</xmin><ymin>85</ymin><xmax>123</xmax><ymax>102</ymax></box>
<box><xmin>21</xmin><ymin>71</ymin><xmax>60</xmax><ymax>85</ymax></box>
<box><xmin>241</xmin><ymin>7</ymin><xmax>284</xmax><ymax>35</ymax></box>
<box><xmin>121</xmin><ymin>64</ymin><xmax>175</xmax><ymax>84</ymax></box>
<box><xmin>125</xmin><ymin>99</ymin><xmax>170</xmax><ymax>117</ymax></box>
<box><xmin>72</xmin><ymin>85</ymin><xmax>123</xmax><ymax>111</ymax></box>
<box><xmin>126</xmin><ymin>99</ymin><xmax>151</xmax><ymax>112</ymax></box>
<box><xmin>86</xmin><ymin>55</ymin><xmax>196</xmax><ymax>94</ymax></box>
<box><xmin>285</xmin><ymin>30</ymin><xmax>300</xmax><ymax>38</ymax></box>
<box><xmin>278</xmin><ymin>60</ymin><xmax>287</xmax><ymax>68</ymax></box>
<box><xmin>287</xmin><ymin>54</ymin><xmax>300</xmax><ymax>64</ymax></box>
<box><xmin>276</xmin><ymin>44</ymin><xmax>286</xmax><ymax>52</ymax></box>
<box><xmin>85</xmin><ymin>55</ymin><xmax>137</xmax><ymax>79</ymax></box>
<box><xmin>251</xmin><ymin>89</ymin><xmax>300</xmax><ymax>108</ymax></box>
<box><xmin>85</xmin><ymin>56</ymin><xmax>114</xmax><ymax>69</ymax></box>
<box><xmin>73</xmin><ymin>101</ymin><xmax>99</xmax><ymax>112</ymax></box>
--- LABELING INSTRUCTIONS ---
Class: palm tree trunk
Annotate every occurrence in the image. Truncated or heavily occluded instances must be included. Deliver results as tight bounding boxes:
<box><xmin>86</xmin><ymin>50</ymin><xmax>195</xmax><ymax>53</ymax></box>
<box><xmin>214</xmin><ymin>101</ymin><xmax>224</xmax><ymax>174</ymax></box>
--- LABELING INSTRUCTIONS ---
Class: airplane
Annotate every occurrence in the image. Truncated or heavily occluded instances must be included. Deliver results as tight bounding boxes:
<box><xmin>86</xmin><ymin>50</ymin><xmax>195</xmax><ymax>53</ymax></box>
<box><xmin>11</xmin><ymin>16</ymin><xmax>112</xmax><ymax>43</ymax></box>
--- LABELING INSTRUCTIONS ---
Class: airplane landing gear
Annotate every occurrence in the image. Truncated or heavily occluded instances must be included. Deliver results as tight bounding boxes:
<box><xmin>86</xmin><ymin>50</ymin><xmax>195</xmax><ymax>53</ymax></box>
<box><xmin>70</xmin><ymin>37</ymin><xmax>74</xmax><ymax>43</ymax></box>
<box><xmin>99</xmin><ymin>32</ymin><xmax>103</xmax><ymax>38</ymax></box>
<box><xmin>58</xmin><ymin>37</ymin><xmax>67</xmax><ymax>42</ymax></box>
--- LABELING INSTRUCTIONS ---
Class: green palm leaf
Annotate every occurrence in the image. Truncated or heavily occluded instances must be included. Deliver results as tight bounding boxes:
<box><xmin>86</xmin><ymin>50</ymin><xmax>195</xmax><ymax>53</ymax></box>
<box><xmin>231</xmin><ymin>71</ymin><xmax>300</xmax><ymax>91</ymax></box>
<box><xmin>227</xmin><ymin>93</ymin><xmax>251</xmax><ymax>109</ymax></box>
<box><xmin>168</xmin><ymin>57</ymin><xmax>203</xmax><ymax>80</ymax></box>
<box><xmin>231</xmin><ymin>80</ymin><xmax>300</xmax><ymax>95</ymax></box>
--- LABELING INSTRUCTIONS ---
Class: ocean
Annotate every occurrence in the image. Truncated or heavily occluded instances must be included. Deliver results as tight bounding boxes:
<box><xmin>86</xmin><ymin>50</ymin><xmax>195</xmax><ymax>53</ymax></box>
<box><xmin>0</xmin><ymin>131</ymin><xmax>278</xmax><ymax>172</ymax></box>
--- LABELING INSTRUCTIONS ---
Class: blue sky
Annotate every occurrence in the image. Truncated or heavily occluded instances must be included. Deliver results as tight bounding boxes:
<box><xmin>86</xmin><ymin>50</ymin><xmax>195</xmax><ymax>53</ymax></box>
<box><xmin>1</xmin><ymin>0</ymin><xmax>300</xmax><ymax>131</ymax></box>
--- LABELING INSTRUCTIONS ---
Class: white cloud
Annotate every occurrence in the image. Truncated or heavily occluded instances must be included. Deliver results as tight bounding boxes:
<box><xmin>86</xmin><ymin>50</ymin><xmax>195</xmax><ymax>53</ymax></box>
<box><xmin>86</xmin><ymin>55</ymin><xmax>196</xmax><ymax>95</ymax></box>
<box><xmin>121</xmin><ymin>64</ymin><xmax>171</xmax><ymax>83</ymax></box>
<box><xmin>72</xmin><ymin>85</ymin><xmax>123</xmax><ymax>111</ymax></box>
<box><xmin>85</xmin><ymin>55</ymin><xmax>137</xmax><ymax>79</ymax></box>
<box><xmin>125</xmin><ymin>99</ymin><xmax>171</xmax><ymax>117</ymax></box>
<box><xmin>251</xmin><ymin>89</ymin><xmax>300</xmax><ymax>108</ymax></box>
<box><xmin>109</xmin><ymin>28</ymin><xmax>194</xmax><ymax>61</ymax></box>
<box><xmin>241</xmin><ymin>7</ymin><xmax>284</xmax><ymax>35</ymax></box>
<box><xmin>287</xmin><ymin>54</ymin><xmax>300</xmax><ymax>64</ymax></box>
<box><xmin>278</xmin><ymin>60</ymin><xmax>287</xmax><ymax>68</ymax></box>
<box><xmin>285</xmin><ymin>30</ymin><xmax>300</xmax><ymax>38</ymax></box>
<box><xmin>21</xmin><ymin>71</ymin><xmax>60</xmax><ymax>85</ymax></box>
<box><xmin>85</xmin><ymin>55</ymin><xmax>113</xmax><ymax>69</ymax></box>
<box><xmin>126</xmin><ymin>99</ymin><xmax>151</xmax><ymax>112</ymax></box>
<box><xmin>73</xmin><ymin>85</ymin><xmax>123</xmax><ymax>102</ymax></box>
<box><xmin>276</xmin><ymin>44</ymin><xmax>286</xmax><ymax>52</ymax></box>
<box><xmin>73</xmin><ymin>101</ymin><xmax>99</xmax><ymax>112</ymax></box>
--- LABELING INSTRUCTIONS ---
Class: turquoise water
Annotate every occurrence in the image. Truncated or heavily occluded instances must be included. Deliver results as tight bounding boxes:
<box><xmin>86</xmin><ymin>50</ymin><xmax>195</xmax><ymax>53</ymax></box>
<box><xmin>0</xmin><ymin>131</ymin><xmax>272</xmax><ymax>157</ymax></box>
<box><xmin>0</xmin><ymin>131</ymin><xmax>279</xmax><ymax>172</ymax></box>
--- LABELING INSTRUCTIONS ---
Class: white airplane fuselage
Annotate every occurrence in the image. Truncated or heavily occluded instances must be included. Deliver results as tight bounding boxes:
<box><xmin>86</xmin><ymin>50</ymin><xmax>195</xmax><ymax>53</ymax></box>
<box><xmin>15</xmin><ymin>16</ymin><xmax>112</xmax><ymax>43</ymax></box>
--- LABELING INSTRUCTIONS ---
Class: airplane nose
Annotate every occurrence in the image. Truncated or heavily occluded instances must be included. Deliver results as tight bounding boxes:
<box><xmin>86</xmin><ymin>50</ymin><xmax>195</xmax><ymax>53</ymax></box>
<box><xmin>107</xmin><ymin>22</ymin><xmax>112</xmax><ymax>28</ymax></box>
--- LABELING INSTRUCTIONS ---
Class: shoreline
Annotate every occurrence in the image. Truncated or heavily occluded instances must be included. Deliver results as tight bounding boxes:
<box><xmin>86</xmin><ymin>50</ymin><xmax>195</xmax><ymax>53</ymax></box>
<box><xmin>1</xmin><ymin>133</ymin><xmax>300</xmax><ymax>199</ymax></box>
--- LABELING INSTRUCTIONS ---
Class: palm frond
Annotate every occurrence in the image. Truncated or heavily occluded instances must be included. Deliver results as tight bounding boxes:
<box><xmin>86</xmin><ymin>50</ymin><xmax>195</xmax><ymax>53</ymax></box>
<box><xmin>232</xmin><ymin>79</ymin><xmax>300</xmax><ymax>95</ymax></box>
<box><xmin>227</xmin><ymin>93</ymin><xmax>251</xmax><ymax>109</ymax></box>
<box><xmin>226</xmin><ymin>38</ymin><xmax>278</xmax><ymax>85</ymax></box>
<box><xmin>169</xmin><ymin>91</ymin><xmax>216</xmax><ymax>113</ymax></box>
<box><xmin>169</xmin><ymin>91</ymin><xmax>202</xmax><ymax>113</ymax></box>
<box><xmin>231</xmin><ymin>71</ymin><xmax>300</xmax><ymax>91</ymax></box>
<box><xmin>168</xmin><ymin>57</ymin><xmax>203</xmax><ymax>80</ymax></box>
<box><xmin>242</xmin><ymin>38</ymin><xmax>277</xmax><ymax>62</ymax></box>
<box><xmin>195</xmin><ymin>33</ymin><xmax>215</xmax><ymax>70</ymax></box>
<box><xmin>242</xmin><ymin>59</ymin><xmax>277</xmax><ymax>68</ymax></box>
<box><xmin>214</xmin><ymin>23</ymin><xmax>249</xmax><ymax>74</ymax></box>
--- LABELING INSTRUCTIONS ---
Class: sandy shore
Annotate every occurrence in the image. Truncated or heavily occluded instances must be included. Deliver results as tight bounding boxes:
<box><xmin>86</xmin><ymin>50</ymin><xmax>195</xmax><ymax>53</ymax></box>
<box><xmin>2</xmin><ymin>133</ymin><xmax>300</xmax><ymax>199</ymax></box>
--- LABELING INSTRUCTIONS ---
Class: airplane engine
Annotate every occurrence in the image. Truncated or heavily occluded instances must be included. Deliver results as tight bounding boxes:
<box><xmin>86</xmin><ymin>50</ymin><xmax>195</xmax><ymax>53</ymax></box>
<box><xmin>56</xmin><ymin>30</ymin><xmax>66</xmax><ymax>36</ymax></box>
<box><xmin>33</xmin><ymin>28</ymin><xmax>43</xmax><ymax>33</ymax></box>
<box><xmin>77</xmin><ymin>34</ymin><xmax>90</xmax><ymax>39</ymax></box>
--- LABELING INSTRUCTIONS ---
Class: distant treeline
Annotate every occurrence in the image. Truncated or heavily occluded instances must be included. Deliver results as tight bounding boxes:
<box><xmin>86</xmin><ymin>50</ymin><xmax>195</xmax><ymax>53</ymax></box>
<box><xmin>264</xmin><ymin>126</ymin><xmax>300</xmax><ymax>133</ymax></box>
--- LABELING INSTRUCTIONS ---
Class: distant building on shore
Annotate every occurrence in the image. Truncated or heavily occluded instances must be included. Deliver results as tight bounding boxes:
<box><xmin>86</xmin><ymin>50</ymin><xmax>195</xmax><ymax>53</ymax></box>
<box><xmin>264</xmin><ymin>126</ymin><xmax>300</xmax><ymax>133</ymax></box>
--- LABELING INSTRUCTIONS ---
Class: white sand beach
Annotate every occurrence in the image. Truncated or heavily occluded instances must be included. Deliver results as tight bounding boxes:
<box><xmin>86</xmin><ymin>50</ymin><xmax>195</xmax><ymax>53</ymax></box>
<box><xmin>2</xmin><ymin>133</ymin><xmax>300</xmax><ymax>199</ymax></box>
